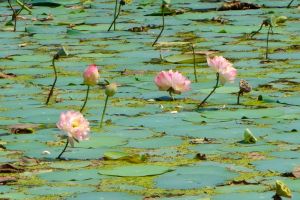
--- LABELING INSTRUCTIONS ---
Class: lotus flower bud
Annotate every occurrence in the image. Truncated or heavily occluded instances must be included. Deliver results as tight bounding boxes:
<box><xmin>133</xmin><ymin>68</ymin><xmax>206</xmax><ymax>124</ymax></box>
<box><xmin>105</xmin><ymin>83</ymin><xmax>117</xmax><ymax>97</ymax></box>
<box><xmin>83</xmin><ymin>64</ymin><xmax>100</xmax><ymax>86</ymax></box>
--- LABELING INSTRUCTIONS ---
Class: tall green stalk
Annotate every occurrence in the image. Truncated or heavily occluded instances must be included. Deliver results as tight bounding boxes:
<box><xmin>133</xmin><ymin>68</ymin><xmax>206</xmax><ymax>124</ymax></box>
<box><xmin>80</xmin><ymin>86</ymin><xmax>90</xmax><ymax>113</ymax></box>
<box><xmin>265</xmin><ymin>25</ymin><xmax>272</xmax><ymax>60</ymax></box>
<box><xmin>45</xmin><ymin>55</ymin><xmax>58</xmax><ymax>105</ymax></box>
<box><xmin>108</xmin><ymin>2</ymin><xmax>122</xmax><ymax>31</ymax></box>
<box><xmin>100</xmin><ymin>95</ymin><xmax>109</xmax><ymax>128</ymax></box>
<box><xmin>191</xmin><ymin>44</ymin><xmax>198</xmax><ymax>82</ymax></box>
<box><xmin>56</xmin><ymin>139</ymin><xmax>69</xmax><ymax>160</ymax></box>
<box><xmin>198</xmin><ymin>73</ymin><xmax>219</xmax><ymax>107</ymax></box>
<box><xmin>152</xmin><ymin>4</ymin><xmax>165</xmax><ymax>46</ymax></box>
<box><xmin>287</xmin><ymin>0</ymin><xmax>295</xmax><ymax>8</ymax></box>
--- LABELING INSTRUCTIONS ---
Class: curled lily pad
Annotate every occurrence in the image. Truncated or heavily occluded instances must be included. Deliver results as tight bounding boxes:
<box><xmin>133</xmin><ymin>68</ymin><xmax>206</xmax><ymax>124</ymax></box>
<box><xmin>244</xmin><ymin>128</ymin><xmax>257</xmax><ymax>144</ymax></box>
<box><xmin>276</xmin><ymin>180</ymin><xmax>292</xmax><ymax>198</ymax></box>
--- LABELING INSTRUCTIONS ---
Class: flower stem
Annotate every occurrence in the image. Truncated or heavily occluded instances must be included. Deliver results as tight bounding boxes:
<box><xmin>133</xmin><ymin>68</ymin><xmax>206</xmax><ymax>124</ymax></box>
<box><xmin>250</xmin><ymin>23</ymin><xmax>263</xmax><ymax>38</ymax></box>
<box><xmin>152</xmin><ymin>5</ymin><xmax>165</xmax><ymax>46</ymax></box>
<box><xmin>56</xmin><ymin>139</ymin><xmax>69</xmax><ymax>160</ymax></box>
<box><xmin>237</xmin><ymin>91</ymin><xmax>242</xmax><ymax>105</ymax></box>
<box><xmin>8</xmin><ymin>0</ymin><xmax>27</xmax><ymax>32</ymax></box>
<box><xmin>113</xmin><ymin>0</ymin><xmax>118</xmax><ymax>30</ymax></box>
<box><xmin>265</xmin><ymin>25</ymin><xmax>272</xmax><ymax>60</ymax></box>
<box><xmin>191</xmin><ymin>44</ymin><xmax>198</xmax><ymax>82</ymax></box>
<box><xmin>80</xmin><ymin>86</ymin><xmax>90</xmax><ymax>113</ymax></box>
<box><xmin>107</xmin><ymin>2</ymin><xmax>122</xmax><ymax>31</ymax></box>
<box><xmin>45</xmin><ymin>55</ymin><xmax>58</xmax><ymax>105</ymax></box>
<box><xmin>272</xmin><ymin>194</ymin><xmax>282</xmax><ymax>200</ymax></box>
<box><xmin>287</xmin><ymin>0</ymin><xmax>295</xmax><ymax>8</ymax></box>
<box><xmin>7</xmin><ymin>0</ymin><xmax>16</xmax><ymax>32</ymax></box>
<box><xmin>198</xmin><ymin>73</ymin><xmax>219</xmax><ymax>107</ymax></box>
<box><xmin>100</xmin><ymin>95</ymin><xmax>109</xmax><ymax>128</ymax></box>
<box><xmin>169</xmin><ymin>90</ymin><xmax>174</xmax><ymax>101</ymax></box>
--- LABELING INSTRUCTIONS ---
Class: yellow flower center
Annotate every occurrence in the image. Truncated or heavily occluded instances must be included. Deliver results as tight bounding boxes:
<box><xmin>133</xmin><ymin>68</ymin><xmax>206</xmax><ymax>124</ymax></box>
<box><xmin>72</xmin><ymin>120</ymin><xmax>80</xmax><ymax>128</ymax></box>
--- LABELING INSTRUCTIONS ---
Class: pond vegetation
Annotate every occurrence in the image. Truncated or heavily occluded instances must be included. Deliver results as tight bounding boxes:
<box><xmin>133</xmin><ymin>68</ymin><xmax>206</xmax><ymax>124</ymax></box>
<box><xmin>0</xmin><ymin>0</ymin><xmax>300</xmax><ymax>199</ymax></box>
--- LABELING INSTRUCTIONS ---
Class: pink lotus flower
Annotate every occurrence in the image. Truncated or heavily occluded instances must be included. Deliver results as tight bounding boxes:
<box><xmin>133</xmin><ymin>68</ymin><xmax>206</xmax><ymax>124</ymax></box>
<box><xmin>83</xmin><ymin>64</ymin><xmax>99</xmax><ymax>86</ymax></box>
<box><xmin>207</xmin><ymin>55</ymin><xmax>237</xmax><ymax>84</ymax></box>
<box><xmin>57</xmin><ymin>110</ymin><xmax>90</xmax><ymax>141</ymax></box>
<box><xmin>219</xmin><ymin>66</ymin><xmax>237</xmax><ymax>84</ymax></box>
<box><xmin>207</xmin><ymin>55</ymin><xmax>232</xmax><ymax>72</ymax></box>
<box><xmin>154</xmin><ymin>70</ymin><xmax>191</xmax><ymax>94</ymax></box>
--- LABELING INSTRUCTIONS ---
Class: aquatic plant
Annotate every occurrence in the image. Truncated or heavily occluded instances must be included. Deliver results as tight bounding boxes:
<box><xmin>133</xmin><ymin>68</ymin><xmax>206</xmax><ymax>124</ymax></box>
<box><xmin>81</xmin><ymin>64</ymin><xmax>100</xmax><ymax>112</ymax></box>
<box><xmin>56</xmin><ymin>111</ymin><xmax>90</xmax><ymax>159</ymax></box>
<box><xmin>45</xmin><ymin>46</ymin><xmax>69</xmax><ymax>105</ymax></box>
<box><xmin>7</xmin><ymin>0</ymin><xmax>31</xmax><ymax>32</ymax></box>
<box><xmin>152</xmin><ymin>0</ymin><xmax>171</xmax><ymax>46</ymax></box>
<box><xmin>237</xmin><ymin>79</ymin><xmax>252</xmax><ymax>105</ymax></box>
<box><xmin>100</xmin><ymin>82</ymin><xmax>118</xmax><ymax>128</ymax></box>
<box><xmin>154</xmin><ymin>70</ymin><xmax>191</xmax><ymax>100</ymax></box>
<box><xmin>198</xmin><ymin>55</ymin><xmax>237</xmax><ymax>107</ymax></box>
<box><xmin>108</xmin><ymin>0</ymin><xmax>132</xmax><ymax>31</ymax></box>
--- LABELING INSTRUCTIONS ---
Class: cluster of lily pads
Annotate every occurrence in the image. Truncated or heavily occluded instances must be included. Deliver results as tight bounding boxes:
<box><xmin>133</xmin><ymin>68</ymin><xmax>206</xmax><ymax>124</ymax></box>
<box><xmin>3</xmin><ymin>0</ymin><xmax>297</xmax><ymax>199</ymax></box>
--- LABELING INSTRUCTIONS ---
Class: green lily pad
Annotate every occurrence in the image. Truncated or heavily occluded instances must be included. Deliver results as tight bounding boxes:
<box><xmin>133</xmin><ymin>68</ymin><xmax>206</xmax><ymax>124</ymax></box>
<box><xmin>155</xmin><ymin>162</ymin><xmax>238</xmax><ymax>189</ymax></box>
<box><xmin>126</xmin><ymin>136</ymin><xmax>182</xmax><ymax>149</ymax></box>
<box><xmin>76</xmin><ymin>135</ymin><xmax>127</xmax><ymax>148</ymax></box>
<box><xmin>164</xmin><ymin>54</ymin><xmax>207</xmax><ymax>64</ymax></box>
<box><xmin>67</xmin><ymin>192</ymin><xmax>143</xmax><ymax>200</ymax></box>
<box><xmin>103</xmin><ymin>151</ymin><xmax>130</xmax><ymax>160</ymax></box>
<box><xmin>198</xmin><ymin>86</ymin><xmax>239</xmax><ymax>94</ymax></box>
<box><xmin>252</xmin><ymin>158</ymin><xmax>300</xmax><ymax>173</ymax></box>
<box><xmin>99</xmin><ymin>165</ymin><xmax>172</xmax><ymax>177</ymax></box>
<box><xmin>49</xmin><ymin>161</ymin><xmax>91</xmax><ymax>169</ymax></box>
<box><xmin>38</xmin><ymin>169</ymin><xmax>100</xmax><ymax>182</ymax></box>
<box><xmin>200</xmin><ymin>108</ymin><xmax>285</xmax><ymax>120</ymax></box>
<box><xmin>212</xmin><ymin>192</ymin><xmax>274</xmax><ymax>200</ymax></box>
<box><xmin>26</xmin><ymin>186</ymin><xmax>95</xmax><ymax>196</ymax></box>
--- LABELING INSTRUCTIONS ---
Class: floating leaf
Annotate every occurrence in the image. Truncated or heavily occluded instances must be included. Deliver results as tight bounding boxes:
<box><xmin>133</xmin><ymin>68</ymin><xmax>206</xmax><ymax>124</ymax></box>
<box><xmin>99</xmin><ymin>165</ymin><xmax>172</xmax><ymax>177</ymax></box>
<box><xmin>104</xmin><ymin>151</ymin><xmax>145</xmax><ymax>163</ymax></box>
<box><xmin>155</xmin><ymin>162</ymin><xmax>238</xmax><ymax>189</ymax></box>
<box><xmin>164</xmin><ymin>53</ymin><xmax>207</xmax><ymax>64</ymax></box>
<box><xmin>67</xmin><ymin>192</ymin><xmax>143</xmax><ymax>200</ymax></box>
